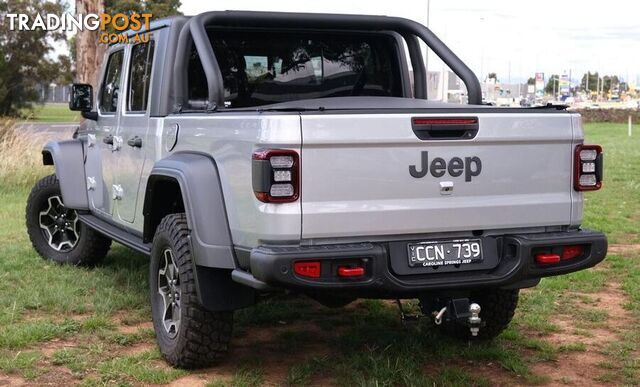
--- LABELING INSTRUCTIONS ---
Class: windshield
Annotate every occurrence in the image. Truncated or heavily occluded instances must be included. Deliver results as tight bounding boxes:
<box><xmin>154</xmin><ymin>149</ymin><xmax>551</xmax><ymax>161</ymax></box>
<box><xmin>188</xmin><ymin>30</ymin><xmax>404</xmax><ymax>109</ymax></box>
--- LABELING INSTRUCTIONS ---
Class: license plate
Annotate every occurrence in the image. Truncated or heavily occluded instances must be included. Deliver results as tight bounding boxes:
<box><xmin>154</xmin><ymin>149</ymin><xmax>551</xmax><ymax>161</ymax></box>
<box><xmin>407</xmin><ymin>239</ymin><xmax>483</xmax><ymax>267</ymax></box>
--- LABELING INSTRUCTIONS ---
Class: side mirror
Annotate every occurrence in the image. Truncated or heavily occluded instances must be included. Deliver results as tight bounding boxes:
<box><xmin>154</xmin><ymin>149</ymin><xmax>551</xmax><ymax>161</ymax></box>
<box><xmin>69</xmin><ymin>83</ymin><xmax>97</xmax><ymax>120</ymax></box>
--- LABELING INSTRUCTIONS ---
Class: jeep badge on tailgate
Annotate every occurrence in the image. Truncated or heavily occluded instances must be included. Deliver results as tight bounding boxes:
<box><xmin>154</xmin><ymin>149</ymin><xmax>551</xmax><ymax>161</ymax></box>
<box><xmin>409</xmin><ymin>151</ymin><xmax>482</xmax><ymax>181</ymax></box>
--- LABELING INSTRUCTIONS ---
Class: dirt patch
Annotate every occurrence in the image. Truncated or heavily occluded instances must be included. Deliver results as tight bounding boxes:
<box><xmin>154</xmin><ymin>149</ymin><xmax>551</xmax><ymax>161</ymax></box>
<box><xmin>528</xmin><ymin>282</ymin><xmax>632</xmax><ymax>385</ymax></box>
<box><xmin>532</xmin><ymin>351</ymin><xmax>606</xmax><ymax>386</ymax></box>
<box><xmin>116</xmin><ymin>321</ymin><xmax>153</xmax><ymax>334</ymax></box>
<box><xmin>37</xmin><ymin>339</ymin><xmax>77</xmax><ymax>357</ymax></box>
<box><xmin>608</xmin><ymin>244</ymin><xmax>640</xmax><ymax>256</ymax></box>
<box><xmin>119</xmin><ymin>341</ymin><xmax>156</xmax><ymax>356</ymax></box>
<box><xmin>167</xmin><ymin>374</ymin><xmax>208</xmax><ymax>386</ymax></box>
<box><xmin>0</xmin><ymin>375</ymin><xmax>26</xmax><ymax>386</ymax></box>
<box><xmin>31</xmin><ymin>367</ymin><xmax>77</xmax><ymax>386</ymax></box>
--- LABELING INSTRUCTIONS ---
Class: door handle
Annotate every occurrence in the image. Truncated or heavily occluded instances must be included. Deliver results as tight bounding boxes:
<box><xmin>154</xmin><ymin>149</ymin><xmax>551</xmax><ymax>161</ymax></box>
<box><xmin>103</xmin><ymin>134</ymin><xmax>113</xmax><ymax>145</ymax></box>
<box><xmin>127</xmin><ymin>136</ymin><xmax>142</xmax><ymax>148</ymax></box>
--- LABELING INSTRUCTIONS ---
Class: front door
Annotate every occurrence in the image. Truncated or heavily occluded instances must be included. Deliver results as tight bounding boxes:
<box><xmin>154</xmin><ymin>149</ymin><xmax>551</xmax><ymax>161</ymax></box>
<box><xmin>115</xmin><ymin>40</ymin><xmax>156</xmax><ymax>224</ymax></box>
<box><xmin>85</xmin><ymin>47</ymin><xmax>125</xmax><ymax>217</ymax></box>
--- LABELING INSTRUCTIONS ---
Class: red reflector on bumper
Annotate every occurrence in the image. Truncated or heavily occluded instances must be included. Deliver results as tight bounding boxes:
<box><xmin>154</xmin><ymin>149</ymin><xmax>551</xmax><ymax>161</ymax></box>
<box><xmin>535</xmin><ymin>253</ymin><xmax>561</xmax><ymax>265</ymax></box>
<box><xmin>562</xmin><ymin>245</ymin><xmax>584</xmax><ymax>260</ymax></box>
<box><xmin>337</xmin><ymin>266</ymin><xmax>365</xmax><ymax>277</ymax></box>
<box><xmin>293</xmin><ymin>261</ymin><xmax>321</xmax><ymax>278</ymax></box>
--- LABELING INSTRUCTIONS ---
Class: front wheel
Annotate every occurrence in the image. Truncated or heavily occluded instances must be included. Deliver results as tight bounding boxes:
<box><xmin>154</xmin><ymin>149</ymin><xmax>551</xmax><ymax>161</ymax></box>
<box><xmin>25</xmin><ymin>174</ymin><xmax>111</xmax><ymax>265</ymax></box>
<box><xmin>150</xmin><ymin>213</ymin><xmax>233</xmax><ymax>368</ymax></box>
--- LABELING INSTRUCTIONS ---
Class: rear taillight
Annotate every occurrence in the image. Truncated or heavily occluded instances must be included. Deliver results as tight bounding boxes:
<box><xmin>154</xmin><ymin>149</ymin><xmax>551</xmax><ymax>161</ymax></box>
<box><xmin>293</xmin><ymin>261</ymin><xmax>321</xmax><ymax>278</ymax></box>
<box><xmin>252</xmin><ymin>149</ymin><xmax>299</xmax><ymax>203</ymax></box>
<box><xmin>337</xmin><ymin>265</ymin><xmax>365</xmax><ymax>278</ymax></box>
<box><xmin>535</xmin><ymin>253</ymin><xmax>561</xmax><ymax>265</ymax></box>
<box><xmin>574</xmin><ymin>144</ymin><xmax>603</xmax><ymax>191</ymax></box>
<box><xmin>534</xmin><ymin>244</ymin><xmax>585</xmax><ymax>265</ymax></box>
<box><xmin>562</xmin><ymin>245</ymin><xmax>584</xmax><ymax>260</ymax></box>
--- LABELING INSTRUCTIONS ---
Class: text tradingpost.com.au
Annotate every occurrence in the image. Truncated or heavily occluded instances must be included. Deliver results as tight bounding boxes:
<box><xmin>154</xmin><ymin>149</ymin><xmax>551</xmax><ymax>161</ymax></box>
<box><xmin>3</xmin><ymin>12</ymin><xmax>153</xmax><ymax>44</ymax></box>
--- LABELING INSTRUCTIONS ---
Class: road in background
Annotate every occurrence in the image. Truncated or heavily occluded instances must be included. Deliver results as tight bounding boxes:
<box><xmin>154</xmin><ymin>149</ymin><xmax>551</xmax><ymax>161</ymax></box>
<box><xmin>15</xmin><ymin>122</ymin><xmax>79</xmax><ymax>136</ymax></box>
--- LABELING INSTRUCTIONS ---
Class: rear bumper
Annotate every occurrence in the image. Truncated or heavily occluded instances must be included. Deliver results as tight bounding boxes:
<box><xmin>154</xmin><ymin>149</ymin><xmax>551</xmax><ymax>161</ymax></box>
<box><xmin>234</xmin><ymin>229</ymin><xmax>607</xmax><ymax>298</ymax></box>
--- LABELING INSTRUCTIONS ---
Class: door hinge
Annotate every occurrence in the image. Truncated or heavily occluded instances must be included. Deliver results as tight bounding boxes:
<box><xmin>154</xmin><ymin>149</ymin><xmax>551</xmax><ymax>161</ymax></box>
<box><xmin>112</xmin><ymin>184</ymin><xmax>123</xmax><ymax>200</ymax></box>
<box><xmin>112</xmin><ymin>135</ymin><xmax>123</xmax><ymax>151</ymax></box>
<box><xmin>87</xmin><ymin>134</ymin><xmax>96</xmax><ymax>148</ymax></box>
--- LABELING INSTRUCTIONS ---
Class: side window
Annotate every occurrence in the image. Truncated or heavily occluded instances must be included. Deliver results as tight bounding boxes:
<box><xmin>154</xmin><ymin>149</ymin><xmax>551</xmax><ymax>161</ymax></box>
<box><xmin>127</xmin><ymin>41</ymin><xmax>155</xmax><ymax>112</ymax></box>
<box><xmin>99</xmin><ymin>50</ymin><xmax>124</xmax><ymax>113</ymax></box>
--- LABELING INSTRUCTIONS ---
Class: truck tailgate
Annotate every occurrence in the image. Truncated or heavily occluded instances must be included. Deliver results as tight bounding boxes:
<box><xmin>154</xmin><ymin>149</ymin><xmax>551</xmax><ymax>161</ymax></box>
<box><xmin>300</xmin><ymin>112</ymin><xmax>576</xmax><ymax>239</ymax></box>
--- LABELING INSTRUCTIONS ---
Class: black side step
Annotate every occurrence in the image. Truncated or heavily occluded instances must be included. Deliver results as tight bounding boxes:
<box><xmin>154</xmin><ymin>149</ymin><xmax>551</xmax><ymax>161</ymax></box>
<box><xmin>78</xmin><ymin>214</ymin><xmax>152</xmax><ymax>255</ymax></box>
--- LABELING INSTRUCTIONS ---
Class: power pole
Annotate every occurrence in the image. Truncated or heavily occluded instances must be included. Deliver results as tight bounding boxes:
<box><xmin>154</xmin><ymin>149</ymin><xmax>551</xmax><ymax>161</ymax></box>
<box><xmin>586</xmin><ymin>71</ymin><xmax>589</xmax><ymax>94</ymax></box>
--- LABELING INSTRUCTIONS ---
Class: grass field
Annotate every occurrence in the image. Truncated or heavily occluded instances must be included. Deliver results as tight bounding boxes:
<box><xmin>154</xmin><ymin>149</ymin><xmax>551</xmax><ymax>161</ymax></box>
<box><xmin>0</xmin><ymin>123</ymin><xmax>637</xmax><ymax>386</ymax></box>
<box><xmin>20</xmin><ymin>103</ymin><xmax>80</xmax><ymax>123</ymax></box>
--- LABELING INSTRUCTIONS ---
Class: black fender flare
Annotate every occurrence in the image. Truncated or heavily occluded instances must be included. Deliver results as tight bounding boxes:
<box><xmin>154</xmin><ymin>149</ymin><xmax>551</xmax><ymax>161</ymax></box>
<box><xmin>144</xmin><ymin>152</ymin><xmax>235</xmax><ymax>269</ymax></box>
<box><xmin>42</xmin><ymin>140</ymin><xmax>88</xmax><ymax>210</ymax></box>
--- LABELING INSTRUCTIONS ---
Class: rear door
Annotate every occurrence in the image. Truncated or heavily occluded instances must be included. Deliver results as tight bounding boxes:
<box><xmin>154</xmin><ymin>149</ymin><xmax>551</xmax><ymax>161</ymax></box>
<box><xmin>300</xmin><ymin>112</ymin><xmax>575</xmax><ymax>239</ymax></box>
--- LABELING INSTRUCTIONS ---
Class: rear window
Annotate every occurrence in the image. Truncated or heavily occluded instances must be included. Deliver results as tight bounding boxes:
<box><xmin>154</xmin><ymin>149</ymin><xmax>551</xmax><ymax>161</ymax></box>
<box><xmin>187</xmin><ymin>30</ymin><xmax>403</xmax><ymax>109</ymax></box>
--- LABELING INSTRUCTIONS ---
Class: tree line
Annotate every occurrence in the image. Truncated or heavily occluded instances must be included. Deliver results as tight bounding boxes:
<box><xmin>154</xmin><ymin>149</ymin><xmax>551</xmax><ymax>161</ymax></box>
<box><xmin>524</xmin><ymin>73</ymin><xmax>626</xmax><ymax>96</ymax></box>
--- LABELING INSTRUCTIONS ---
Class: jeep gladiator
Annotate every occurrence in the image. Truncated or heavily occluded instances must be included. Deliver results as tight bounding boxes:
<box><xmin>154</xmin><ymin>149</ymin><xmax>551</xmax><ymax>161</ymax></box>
<box><xmin>25</xmin><ymin>11</ymin><xmax>607</xmax><ymax>368</ymax></box>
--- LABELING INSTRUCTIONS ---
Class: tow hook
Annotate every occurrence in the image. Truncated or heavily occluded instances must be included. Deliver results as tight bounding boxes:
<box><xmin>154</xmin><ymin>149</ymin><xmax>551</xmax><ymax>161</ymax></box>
<box><xmin>468</xmin><ymin>303</ymin><xmax>482</xmax><ymax>337</ymax></box>
<box><xmin>434</xmin><ymin>306</ymin><xmax>447</xmax><ymax>325</ymax></box>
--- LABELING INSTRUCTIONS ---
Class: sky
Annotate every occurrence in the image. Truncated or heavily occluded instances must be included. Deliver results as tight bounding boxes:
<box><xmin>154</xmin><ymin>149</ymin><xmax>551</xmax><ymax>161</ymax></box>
<box><xmin>180</xmin><ymin>0</ymin><xmax>640</xmax><ymax>85</ymax></box>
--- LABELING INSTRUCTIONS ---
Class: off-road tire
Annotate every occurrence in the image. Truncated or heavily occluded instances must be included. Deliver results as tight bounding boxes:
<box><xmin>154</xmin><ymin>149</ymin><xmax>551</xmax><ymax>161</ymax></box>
<box><xmin>25</xmin><ymin>174</ymin><xmax>111</xmax><ymax>265</ymax></box>
<box><xmin>150</xmin><ymin>213</ymin><xmax>233</xmax><ymax>368</ymax></box>
<box><xmin>422</xmin><ymin>289</ymin><xmax>519</xmax><ymax>340</ymax></box>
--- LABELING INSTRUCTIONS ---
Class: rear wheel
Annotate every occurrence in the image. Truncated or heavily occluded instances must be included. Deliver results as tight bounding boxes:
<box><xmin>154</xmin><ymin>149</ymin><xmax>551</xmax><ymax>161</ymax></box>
<box><xmin>420</xmin><ymin>288</ymin><xmax>519</xmax><ymax>340</ymax></box>
<box><xmin>25</xmin><ymin>174</ymin><xmax>111</xmax><ymax>265</ymax></box>
<box><xmin>150</xmin><ymin>213</ymin><xmax>233</xmax><ymax>368</ymax></box>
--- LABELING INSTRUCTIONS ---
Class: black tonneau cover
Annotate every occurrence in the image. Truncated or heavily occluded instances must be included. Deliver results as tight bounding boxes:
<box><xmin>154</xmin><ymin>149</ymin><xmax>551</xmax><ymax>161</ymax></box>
<box><xmin>249</xmin><ymin>97</ymin><xmax>569</xmax><ymax>113</ymax></box>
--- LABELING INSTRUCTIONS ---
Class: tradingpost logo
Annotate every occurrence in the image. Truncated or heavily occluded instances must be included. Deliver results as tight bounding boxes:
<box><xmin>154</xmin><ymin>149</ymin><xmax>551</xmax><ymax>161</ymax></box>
<box><xmin>4</xmin><ymin>12</ymin><xmax>153</xmax><ymax>44</ymax></box>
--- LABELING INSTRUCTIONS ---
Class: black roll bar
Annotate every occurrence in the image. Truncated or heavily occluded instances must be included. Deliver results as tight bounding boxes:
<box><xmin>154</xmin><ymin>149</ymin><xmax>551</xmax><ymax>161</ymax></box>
<box><xmin>403</xmin><ymin>34</ymin><xmax>426</xmax><ymax>99</ymax></box>
<box><xmin>173</xmin><ymin>11</ymin><xmax>482</xmax><ymax>111</ymax></box>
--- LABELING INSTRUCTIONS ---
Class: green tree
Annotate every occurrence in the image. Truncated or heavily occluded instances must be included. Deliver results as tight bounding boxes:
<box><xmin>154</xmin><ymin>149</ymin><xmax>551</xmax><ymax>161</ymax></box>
<box><xmin>0</xmin><ymin>0</ymin><xmax>69</xmax><ymax>116</ymax></box>
<box><xmin>75</xmin><ymin>0</ymin><xmax>181</xmax><ymax>87</ymax></box>
<box><xmin>527</xmin><ymin>77</ymin><xmax>535</xmax><ymax>85</ymax></box>
<box><xmin>580</xmin><ymin>72</ymin><xmax>599</xmax><ymax>92</ymax></box>
<box><xmin>602</xmin><ymin>75</ymin><xmax>619</xmax><ymax>94</ymax></box>
<box><xmin>544</xmin><ymin>74</ymin><xmax>559</xmax><ymax>94</ymax></box>
<box><xmin>104</xmin><ymin>0</ymin><xmax>182</xmax><ymax>32</ymax></box>
<box><xmin>579</xmin><ymin>72</ymin><xmax>619</xmax><ymax>94</ymax></box>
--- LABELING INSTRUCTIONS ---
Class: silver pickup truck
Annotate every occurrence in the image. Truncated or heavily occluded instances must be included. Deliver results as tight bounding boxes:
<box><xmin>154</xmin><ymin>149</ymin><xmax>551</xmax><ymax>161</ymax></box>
<box><xmin>25</xmin><ymin>11</ymin><xmax>607</xmax><ymax>368</ymax></box>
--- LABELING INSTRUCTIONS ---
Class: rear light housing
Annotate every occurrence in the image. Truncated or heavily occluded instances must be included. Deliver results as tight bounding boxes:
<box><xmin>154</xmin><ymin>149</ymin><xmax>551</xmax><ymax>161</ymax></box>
<box><xmin>535</xmin><ymin>253</ymin><xmax>561</xmax><ymax>265</ymax></box>
<box><xmin>337</xmin><ymin>265</ymin><xmax>365</xmax><ymax>278</ymax></box>
<box><xmin>534</xmin><ymin>244</ymin><xmax>586</xmax><ymax>265</ymax></box>
<box><xmin>561</xmin><ymin>245</ymin><xmax>584</xmax><ymax>260</ymax></box>
<box><xmin>293</xmin><ymin>261</ymin><xmax>321</xmax><ymax>278</ymax></box>
<box><xmin>252</xmin><ymin>149</ymin><xmax>299</xmax><ymax>203</ymax></box>
<box><xmin>292</xmin><ymin>259</ymin><xmax>370</xmax><ymax>280</ymax></box>
<box><xmin>574</xmin><ymin>144</ymin><xmax>603</xmax><ymax>191</ymax></box>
